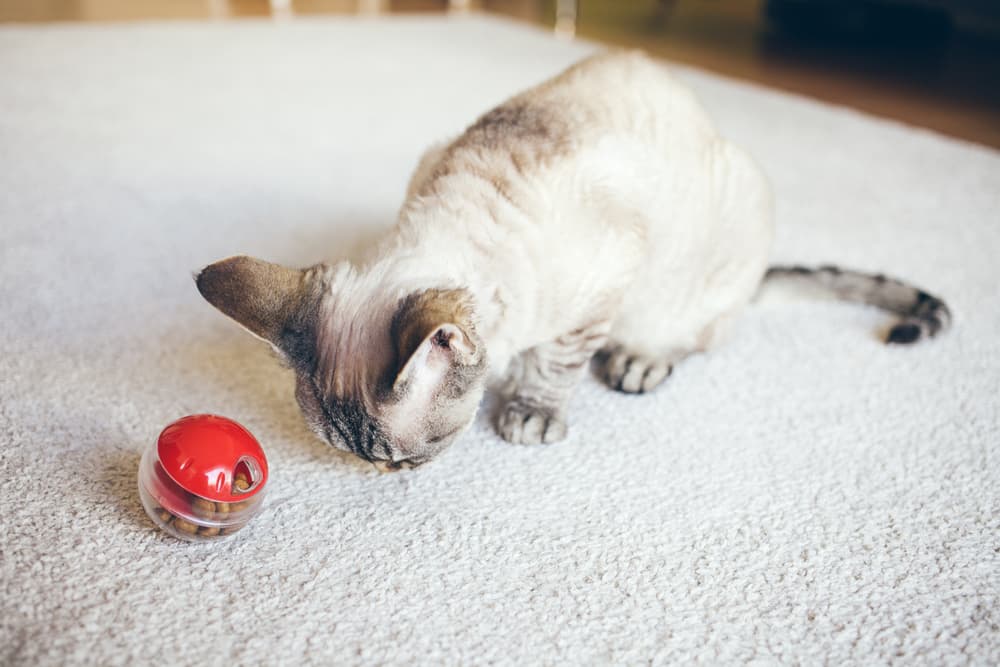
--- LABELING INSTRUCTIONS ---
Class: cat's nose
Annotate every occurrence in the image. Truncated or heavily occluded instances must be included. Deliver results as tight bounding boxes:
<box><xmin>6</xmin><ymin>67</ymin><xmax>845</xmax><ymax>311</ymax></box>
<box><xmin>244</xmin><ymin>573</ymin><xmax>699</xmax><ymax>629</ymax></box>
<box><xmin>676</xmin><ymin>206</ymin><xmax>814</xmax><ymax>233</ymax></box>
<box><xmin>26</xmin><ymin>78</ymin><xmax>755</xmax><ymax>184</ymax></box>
<box><xmin>371</xmin><ymin>459</ymin><xmax>422</xmax><ymax>473</ymax></box>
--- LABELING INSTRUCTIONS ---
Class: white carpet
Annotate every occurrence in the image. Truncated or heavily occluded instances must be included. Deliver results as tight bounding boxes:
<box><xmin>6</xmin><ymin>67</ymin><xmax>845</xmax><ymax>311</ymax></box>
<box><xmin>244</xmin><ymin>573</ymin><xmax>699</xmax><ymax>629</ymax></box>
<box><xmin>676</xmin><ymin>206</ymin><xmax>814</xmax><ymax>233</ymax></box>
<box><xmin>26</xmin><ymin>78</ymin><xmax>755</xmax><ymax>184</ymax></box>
<box><xmin>2</xmin><ymin>14</ymin><xmax>998</xmax><ymax>666</ymax></box>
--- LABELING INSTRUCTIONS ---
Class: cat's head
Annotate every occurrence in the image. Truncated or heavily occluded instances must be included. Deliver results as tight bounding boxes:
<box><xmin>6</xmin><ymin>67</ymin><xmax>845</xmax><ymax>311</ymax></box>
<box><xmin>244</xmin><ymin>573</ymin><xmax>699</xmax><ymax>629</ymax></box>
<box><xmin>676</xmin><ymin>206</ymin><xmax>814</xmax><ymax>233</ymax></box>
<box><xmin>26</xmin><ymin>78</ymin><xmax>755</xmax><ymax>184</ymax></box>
<box><xmin>195</xmin><ymin>256</ymin><xmax>488</xmax><ymax>469</ymax></box>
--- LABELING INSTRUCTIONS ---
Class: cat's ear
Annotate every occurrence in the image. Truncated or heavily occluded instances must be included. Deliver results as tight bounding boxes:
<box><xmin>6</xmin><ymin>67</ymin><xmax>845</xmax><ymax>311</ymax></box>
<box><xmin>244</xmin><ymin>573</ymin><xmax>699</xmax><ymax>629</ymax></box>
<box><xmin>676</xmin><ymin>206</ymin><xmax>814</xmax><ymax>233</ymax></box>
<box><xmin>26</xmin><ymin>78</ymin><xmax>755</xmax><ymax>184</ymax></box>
<box><xmin>196</xmin><ymin>256</ymin><xmax>321</xmax><ymax>366</ymax></box>
<box><xmin>391</xmin><ymin>289</ymin><xmax>481</xmax><ymax>392</ymax></box>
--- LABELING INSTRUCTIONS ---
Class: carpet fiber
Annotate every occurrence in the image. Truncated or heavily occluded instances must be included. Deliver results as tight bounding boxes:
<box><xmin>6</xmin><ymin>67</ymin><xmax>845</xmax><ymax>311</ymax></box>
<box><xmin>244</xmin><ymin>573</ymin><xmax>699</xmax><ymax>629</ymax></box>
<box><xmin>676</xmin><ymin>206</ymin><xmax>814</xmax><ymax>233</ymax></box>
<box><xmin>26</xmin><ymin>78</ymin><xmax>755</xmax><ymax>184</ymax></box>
<box><xmin>1</xmin><ymin>14</ymin><xmax>998</xmax><ymax>666</ymax></box>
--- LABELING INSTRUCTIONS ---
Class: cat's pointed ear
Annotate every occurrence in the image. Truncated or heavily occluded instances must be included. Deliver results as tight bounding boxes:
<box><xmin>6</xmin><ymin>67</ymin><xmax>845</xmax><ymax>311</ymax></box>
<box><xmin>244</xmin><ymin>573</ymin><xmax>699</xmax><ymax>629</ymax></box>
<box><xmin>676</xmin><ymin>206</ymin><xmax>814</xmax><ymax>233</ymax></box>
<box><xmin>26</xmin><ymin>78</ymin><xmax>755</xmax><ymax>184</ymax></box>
<box><xmin>391</xmin><ymin>289</ymin><xmax>482</xmax><ymax>392</ymax></box>
<box><xmin>195</xmin><ymin>256</ymin><xmax>320</xmax><ymax>358</ymax></box>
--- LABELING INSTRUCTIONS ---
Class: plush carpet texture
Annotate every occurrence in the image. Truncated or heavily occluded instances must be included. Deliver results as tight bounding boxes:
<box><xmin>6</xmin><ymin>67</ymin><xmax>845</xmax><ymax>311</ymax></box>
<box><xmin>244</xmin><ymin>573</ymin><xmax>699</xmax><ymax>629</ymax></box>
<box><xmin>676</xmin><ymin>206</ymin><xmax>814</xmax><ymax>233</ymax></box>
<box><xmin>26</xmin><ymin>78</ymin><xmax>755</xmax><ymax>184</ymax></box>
<box><xmin>1</xmin><ymin>14</ymin><xmax>998</xmax><ymax>666</ymax></box>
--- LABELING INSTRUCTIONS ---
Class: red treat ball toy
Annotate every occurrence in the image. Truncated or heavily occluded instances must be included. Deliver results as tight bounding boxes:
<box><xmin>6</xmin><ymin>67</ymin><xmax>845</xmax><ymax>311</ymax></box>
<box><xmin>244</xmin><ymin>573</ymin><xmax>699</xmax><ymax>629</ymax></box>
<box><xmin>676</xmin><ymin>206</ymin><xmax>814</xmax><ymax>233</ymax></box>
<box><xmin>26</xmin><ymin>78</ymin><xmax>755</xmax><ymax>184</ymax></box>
<box><xmin>137</xmin><ymin>414</ymin><xmax>269</xmax><ymax>541</ymax></box>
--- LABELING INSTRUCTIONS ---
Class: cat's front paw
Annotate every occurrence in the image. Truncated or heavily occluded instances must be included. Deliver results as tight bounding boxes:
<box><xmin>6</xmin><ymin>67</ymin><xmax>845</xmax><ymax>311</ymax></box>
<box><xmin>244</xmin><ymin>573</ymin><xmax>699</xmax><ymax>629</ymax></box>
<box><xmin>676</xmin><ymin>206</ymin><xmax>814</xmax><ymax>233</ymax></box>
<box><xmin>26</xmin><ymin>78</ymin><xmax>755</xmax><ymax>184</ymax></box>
<box><xmin>600</xmin><ymin>350</ymin><xmax>673</xmax><ymax>394</ymax></box>
<box><xmin>497</xmin><ymin>400</ymin><xmax>567</xmax><ymax>445</ymax></box>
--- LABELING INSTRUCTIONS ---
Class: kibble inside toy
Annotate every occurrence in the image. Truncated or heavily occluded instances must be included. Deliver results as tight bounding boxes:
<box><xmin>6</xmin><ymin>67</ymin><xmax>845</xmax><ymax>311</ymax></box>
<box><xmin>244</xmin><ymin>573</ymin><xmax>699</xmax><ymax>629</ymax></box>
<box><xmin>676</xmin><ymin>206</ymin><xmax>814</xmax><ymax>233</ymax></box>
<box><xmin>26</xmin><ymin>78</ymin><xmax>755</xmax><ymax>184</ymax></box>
<box><xmin>137</xmin><ymin>414</ymin><xmax>268</xmax><ymax>541</ymax></box>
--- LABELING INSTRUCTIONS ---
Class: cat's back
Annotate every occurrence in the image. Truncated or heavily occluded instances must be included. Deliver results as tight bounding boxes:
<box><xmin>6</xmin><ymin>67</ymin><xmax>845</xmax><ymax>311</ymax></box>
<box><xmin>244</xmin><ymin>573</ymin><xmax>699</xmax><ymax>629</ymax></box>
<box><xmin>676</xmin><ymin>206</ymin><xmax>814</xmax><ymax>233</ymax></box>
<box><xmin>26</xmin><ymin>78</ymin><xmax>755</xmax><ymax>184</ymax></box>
<box><xmin>445</xmin><ymin>51</ymin><xmax>717</xmax><ymax>176</ymax></box>
<box><xmin>532</xmin><ymin>51</ymin><xmax>712</xmax><ymax>128</ymax></box>
<box><xmin>515</xmin><ymin>52</ymin><xmax>715</xmax><ymax>152</ymax></box>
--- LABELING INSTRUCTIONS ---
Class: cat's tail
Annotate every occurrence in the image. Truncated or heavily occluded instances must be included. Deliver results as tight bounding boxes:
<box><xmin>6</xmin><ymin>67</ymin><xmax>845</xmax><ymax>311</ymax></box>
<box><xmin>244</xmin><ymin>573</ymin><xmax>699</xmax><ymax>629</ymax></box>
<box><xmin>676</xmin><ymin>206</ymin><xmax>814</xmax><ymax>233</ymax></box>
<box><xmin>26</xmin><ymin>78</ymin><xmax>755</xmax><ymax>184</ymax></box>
<box><xmin>761</xmin><ymin>265</ymin><xmax>952</xmax><ymax>344</ymax></box>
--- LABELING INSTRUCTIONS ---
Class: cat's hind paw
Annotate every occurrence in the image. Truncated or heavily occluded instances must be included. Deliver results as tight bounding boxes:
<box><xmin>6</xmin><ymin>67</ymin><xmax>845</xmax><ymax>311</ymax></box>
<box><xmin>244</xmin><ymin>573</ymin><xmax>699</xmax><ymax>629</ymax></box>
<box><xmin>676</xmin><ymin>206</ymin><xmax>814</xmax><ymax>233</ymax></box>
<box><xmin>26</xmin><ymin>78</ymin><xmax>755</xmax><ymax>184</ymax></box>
<box><xmin>599</xmin><ymin>350</ymin><xmax>673</xmax><ymax>394</ymax></box>
<box><xmin>497</xmin><ymin>400</ymin><xmax>567</xmax><ymax>445</ymax></box>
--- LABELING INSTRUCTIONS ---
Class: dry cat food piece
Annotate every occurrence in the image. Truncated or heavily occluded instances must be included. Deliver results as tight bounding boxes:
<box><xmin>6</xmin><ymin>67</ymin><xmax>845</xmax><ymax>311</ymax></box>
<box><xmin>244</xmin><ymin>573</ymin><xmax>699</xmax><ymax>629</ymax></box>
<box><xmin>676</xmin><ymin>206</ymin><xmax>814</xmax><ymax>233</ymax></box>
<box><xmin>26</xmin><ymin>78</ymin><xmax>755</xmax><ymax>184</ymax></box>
<box><xmin>148</xmin><ymin>505</ymin><xmax>249</xmax><ymax>540</ymax></box>
<box><xmin>173</xmin><ymin>517</ymin><xmax>201</xmax><ymax>535</ymax></box>
<box><xmin>191</xmin><ymin>497</ymin><xmax>217</xmax><ymax>518</ymax></box>
<box><xmin>234</xmin><ymin>471</ymin><xmax>251</xmax><ymax>492</ymax></box>
<box><xmin>137</xmin><ymin>414</ymin><xmax>269</xmax><ymax>542</ymax></box>
<box><xmin>189</xmin><ymin>493</ymin><xmax>251</xmax><ymax>522</ymax></box>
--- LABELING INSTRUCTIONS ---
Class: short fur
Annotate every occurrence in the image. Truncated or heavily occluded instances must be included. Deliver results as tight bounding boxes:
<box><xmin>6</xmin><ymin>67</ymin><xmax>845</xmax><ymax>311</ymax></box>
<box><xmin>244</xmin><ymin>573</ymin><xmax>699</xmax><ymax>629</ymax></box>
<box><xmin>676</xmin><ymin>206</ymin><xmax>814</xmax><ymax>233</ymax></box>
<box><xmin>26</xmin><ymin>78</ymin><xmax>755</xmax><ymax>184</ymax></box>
<box><xmin>196</xmin><ymin>52</ymin><xmax>951</xmax><ymax>469</ymax></box>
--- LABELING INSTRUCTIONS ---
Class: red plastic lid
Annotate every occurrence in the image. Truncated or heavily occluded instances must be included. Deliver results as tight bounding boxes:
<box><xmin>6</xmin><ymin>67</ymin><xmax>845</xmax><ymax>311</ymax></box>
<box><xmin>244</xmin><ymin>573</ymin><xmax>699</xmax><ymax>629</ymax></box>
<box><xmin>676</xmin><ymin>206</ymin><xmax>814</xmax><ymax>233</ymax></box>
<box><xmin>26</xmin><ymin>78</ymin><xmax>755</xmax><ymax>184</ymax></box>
<box><xmin>157</xmin><ymin>414</ymin><xmax>268</xmax><ymax>502</ymax></box>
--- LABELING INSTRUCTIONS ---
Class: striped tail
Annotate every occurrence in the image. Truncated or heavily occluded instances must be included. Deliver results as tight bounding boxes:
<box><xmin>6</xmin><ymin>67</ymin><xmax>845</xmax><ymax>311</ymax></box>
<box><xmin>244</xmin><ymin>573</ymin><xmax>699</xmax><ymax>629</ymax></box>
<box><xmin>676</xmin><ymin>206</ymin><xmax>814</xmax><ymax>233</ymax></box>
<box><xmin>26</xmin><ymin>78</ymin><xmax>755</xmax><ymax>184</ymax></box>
<box><xmin>763</xmin><ymin>265</ymin><xmax>952</xmax><ymax>344</ymax></box>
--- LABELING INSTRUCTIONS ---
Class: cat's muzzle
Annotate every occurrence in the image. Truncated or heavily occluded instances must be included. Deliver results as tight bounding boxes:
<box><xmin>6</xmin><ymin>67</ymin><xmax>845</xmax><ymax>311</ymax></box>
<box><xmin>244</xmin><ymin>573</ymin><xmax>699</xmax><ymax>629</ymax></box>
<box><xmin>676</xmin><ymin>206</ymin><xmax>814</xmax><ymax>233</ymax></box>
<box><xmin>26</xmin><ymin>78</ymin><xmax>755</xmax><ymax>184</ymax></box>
<box><xmin>371</xmin><ymin>459</ymin><xmax>424</xmax><ymax>473</ymax></box>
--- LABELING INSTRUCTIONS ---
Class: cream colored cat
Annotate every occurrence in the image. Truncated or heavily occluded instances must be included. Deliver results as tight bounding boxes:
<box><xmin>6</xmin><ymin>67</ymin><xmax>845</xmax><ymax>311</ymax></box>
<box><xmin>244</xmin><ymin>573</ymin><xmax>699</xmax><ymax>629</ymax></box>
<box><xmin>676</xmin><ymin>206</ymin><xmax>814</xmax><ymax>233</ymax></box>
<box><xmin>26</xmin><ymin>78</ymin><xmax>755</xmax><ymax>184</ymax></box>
<box><xmin>196</xmin><ymin>52</ymin><xmax>949</xmax><ymax>470</ymax></box>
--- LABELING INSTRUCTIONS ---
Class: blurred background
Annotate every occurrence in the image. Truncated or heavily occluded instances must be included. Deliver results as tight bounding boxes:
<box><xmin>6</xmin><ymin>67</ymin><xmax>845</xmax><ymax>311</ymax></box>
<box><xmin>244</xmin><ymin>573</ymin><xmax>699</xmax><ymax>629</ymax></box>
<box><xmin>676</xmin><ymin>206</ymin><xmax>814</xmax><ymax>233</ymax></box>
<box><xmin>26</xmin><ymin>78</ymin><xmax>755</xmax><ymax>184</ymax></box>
<box><xmin>2</xmin><ymin>0</ymin><xmax>998</xmax><ymax>148</ymax></box>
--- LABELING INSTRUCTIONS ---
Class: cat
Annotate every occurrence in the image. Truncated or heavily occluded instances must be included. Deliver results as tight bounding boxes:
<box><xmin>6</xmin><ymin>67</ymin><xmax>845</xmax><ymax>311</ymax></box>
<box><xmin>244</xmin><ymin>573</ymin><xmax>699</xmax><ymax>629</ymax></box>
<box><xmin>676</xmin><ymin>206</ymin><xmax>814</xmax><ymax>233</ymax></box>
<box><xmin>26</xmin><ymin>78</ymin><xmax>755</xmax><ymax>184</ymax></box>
<box><xmin>196</xmin><ymin>51</ymin><xmax>950</xmax><ymax>471</ymax></box>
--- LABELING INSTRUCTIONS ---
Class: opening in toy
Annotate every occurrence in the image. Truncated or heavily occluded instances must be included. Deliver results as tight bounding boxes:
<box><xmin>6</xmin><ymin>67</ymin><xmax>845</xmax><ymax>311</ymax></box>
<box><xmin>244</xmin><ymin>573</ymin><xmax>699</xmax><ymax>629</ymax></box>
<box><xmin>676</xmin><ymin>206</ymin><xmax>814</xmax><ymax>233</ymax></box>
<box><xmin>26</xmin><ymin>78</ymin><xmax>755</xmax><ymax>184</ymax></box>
<box><xmin>232</xmin><ymin>456</ymin><xmax>261</xmax><ymax>495</ymax></box>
